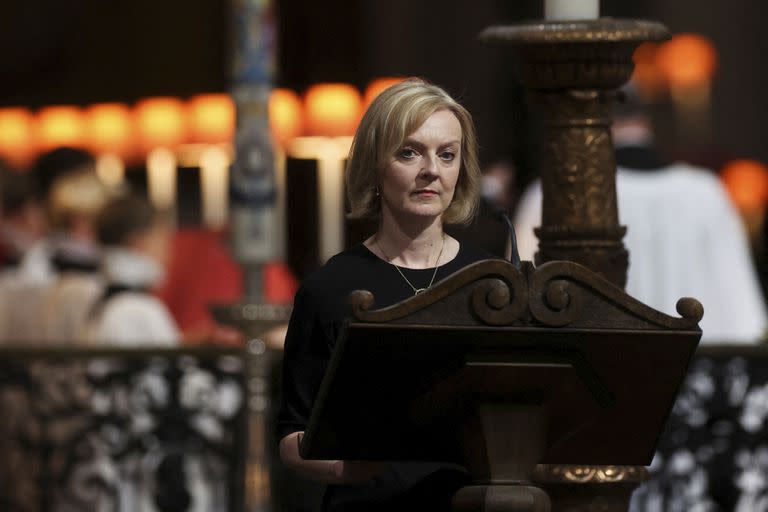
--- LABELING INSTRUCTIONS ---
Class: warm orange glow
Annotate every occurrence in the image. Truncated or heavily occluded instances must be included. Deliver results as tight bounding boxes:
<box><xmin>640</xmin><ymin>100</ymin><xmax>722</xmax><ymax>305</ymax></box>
<box><xmin>269</xmin><ymin>88</ymin><xmax>303</xmax><ymax>149</ymax></box>
<box><xmin>187</xmin><ymin>94</ymin><xmax>235</xmax><ymax>144</ymax></box>
<box><xmin>656</xmin><ymin>34</ymin><xmax>718</xmax><ymax>88</ymax></box>
<box><xmin>0</xmin><ymin>108</ymin><xmax>35</xmax><ymax>165</ymax></box>
<box><xmin>721</xmin><ymin>160</ymin><xmax>768</xmax><ymax>211</ymax></box>
<box><xmin>85</xmin><ymin>103</ymin><xmax>133</xmax><ymax>157</ymax></box>
<box><xmin>631</xmin><ymin>43</ymin><xmax>666</xmax><ymax>99</ymax></box>
<box><xmin>304</xmin><ymin>83</ymin><xmax>362</xmax><ymax>137</ymax></box>
<box><xmin>364</xmin><ymin>77</ymin><xmax>405</xmax><ymax>107</ymax></box>
<box><xmin>134</xmin><ymin>97</ymin><xmax>186</xmax><ymax>150</ymax></box>
<box><xmin>36</xmin><ymin>106</ymin><xmax>86</xmax><ymax>150</ymax></box>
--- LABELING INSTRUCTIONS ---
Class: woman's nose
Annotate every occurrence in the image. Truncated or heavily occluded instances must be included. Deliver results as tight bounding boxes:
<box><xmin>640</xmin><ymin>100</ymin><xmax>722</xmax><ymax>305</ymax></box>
<box><xmin>419</xmin><ymin>155</ymin><xmax>439</xmax><ymax>178</ymax></box>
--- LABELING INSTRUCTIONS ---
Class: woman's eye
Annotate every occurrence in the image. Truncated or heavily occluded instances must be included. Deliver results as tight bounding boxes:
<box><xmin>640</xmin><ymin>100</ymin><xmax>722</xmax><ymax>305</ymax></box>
<box><xmin>398</xmin><ymin>148</ymin><xmax>418</xmax><ymax>159</ymax></box>
<box><xmin>439</xmin><ymin>151</ymin><xmax>456</xmax><ymax>162</ymax></box>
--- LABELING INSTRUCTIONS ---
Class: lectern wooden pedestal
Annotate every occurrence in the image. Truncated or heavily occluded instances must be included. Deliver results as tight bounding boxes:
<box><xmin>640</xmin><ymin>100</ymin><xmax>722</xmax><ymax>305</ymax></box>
<box><xmin>300</xmin><ymin>260</ymin><xmax>702</xmax><ymax>511</ymax></box>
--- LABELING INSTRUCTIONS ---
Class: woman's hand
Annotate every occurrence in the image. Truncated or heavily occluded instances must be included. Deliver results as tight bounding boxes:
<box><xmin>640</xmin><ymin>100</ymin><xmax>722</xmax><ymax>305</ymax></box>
<box><xmin>280</xmin><ymin>432</ymin><xmax>385</xmax><ymax>485</ymax></box>
<box><xmin>332</xmin><ymin>460</ymin><xmax>386</xmax><ymax>485</ymax></box>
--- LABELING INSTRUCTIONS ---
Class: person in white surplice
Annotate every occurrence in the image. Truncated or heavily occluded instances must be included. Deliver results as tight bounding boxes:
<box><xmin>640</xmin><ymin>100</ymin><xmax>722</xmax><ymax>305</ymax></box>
<box><xmin>80</xmin><ymin>194</ymin><xmax>179</xmax><ymax>347</ymax></box>
<box><xmin>514</xmin><ymin>92</ymin><xmax>767</xmax><ymax>344</ymax></box>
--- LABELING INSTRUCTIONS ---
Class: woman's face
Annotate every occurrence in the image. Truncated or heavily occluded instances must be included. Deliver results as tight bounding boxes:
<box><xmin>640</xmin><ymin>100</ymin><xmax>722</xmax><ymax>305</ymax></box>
<box><xmin>380</xmin><ymin>109</ymin><xmax>462</xmax><ymax>222</ymax></box>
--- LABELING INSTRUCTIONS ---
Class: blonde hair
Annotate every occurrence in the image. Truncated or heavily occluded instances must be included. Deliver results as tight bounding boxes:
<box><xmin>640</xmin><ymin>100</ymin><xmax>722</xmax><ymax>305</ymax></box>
<box><xmin>48</xmin><ymin>168</ymin><xmax>109</xmax><ymax>231</ymax></box>
<box><xmin>345</xmin><ymin>78</ymin><xmax>481</xmax><ymax>225</ymax></box>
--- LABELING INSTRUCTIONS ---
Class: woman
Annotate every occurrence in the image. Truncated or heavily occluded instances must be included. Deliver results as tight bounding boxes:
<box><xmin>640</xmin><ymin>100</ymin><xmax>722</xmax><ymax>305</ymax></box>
<box><xmin>278</xmin><ymin>79</ymin><xmax>491</xmax><ymax>511</ymax></box>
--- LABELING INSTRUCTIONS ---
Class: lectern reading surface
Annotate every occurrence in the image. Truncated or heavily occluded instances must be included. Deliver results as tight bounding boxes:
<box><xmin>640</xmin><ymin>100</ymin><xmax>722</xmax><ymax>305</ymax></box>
<box><xmin>299</xmin><ymin>260</ymin><xmax>701</xmax><ymax>470</ymax></box>
<box><xmin>300</xmin><ymin>324</ymin><xmax>699</xmax><ymax>466</ymax></box>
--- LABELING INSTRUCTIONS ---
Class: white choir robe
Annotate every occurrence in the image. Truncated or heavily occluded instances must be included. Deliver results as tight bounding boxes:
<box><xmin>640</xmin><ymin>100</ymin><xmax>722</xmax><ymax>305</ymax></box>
<box><xmin>41</xmin><ymin>273</ymin><xmax>104</xmax><ymax>344</ymax></box>
<box><xmin>0</xmin><ymin>241</ymin><xmax>55</xmax><ymax>344</ymax></box>
<box><xmin>80</xmin><ymin>292</ymin><xmax>180</xmax><ymax>347</ymax></box>
<box><xmin>514</xmin><ymin>163</ymin><xmax>768</xmax><ymax>343</ymax></box>
<box><xmin>79</xmin><ymin>248</ymin><xmax>180</xmax><ymax>347</ymax></box>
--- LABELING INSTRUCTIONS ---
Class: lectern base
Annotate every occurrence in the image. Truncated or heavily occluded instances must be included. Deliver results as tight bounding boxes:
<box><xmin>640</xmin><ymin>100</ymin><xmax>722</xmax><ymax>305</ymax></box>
<box><xmin>532</xmin><ymin>465</ymin><xmax>648</xmax><ymax>512</ymax></box>
<box><xmin>449</xmin><ymin>464</ymin><xmax>647</xmax><ymax>512</ymax></box>
<box><xmin>453</xmin><ymin>484</ymin><xmax>551</xmax><ymax>512</ymax></box>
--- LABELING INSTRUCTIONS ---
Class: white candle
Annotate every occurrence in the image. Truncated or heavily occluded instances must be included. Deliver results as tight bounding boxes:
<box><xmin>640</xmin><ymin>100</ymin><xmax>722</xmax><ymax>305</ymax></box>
<box><xmin>199</xmin><ymin>145</ymin><xmax>231</xmax><ymax>229</ymax></box>
<box><xmin>288</xmin><ymin>136</ymin><xmax>352</xmax><ymax>262</ymax></box>
<box><xmin>545</xmin><ymin>0</ymin><xmax>599</xmax><ymax>20</ymax></box>
<box><xmin>273</xmin><ymin>148</ymin><xmax>287</xmax><ymax>261</ymax></box>
<box><xmin>147</xmin><ymin>148</ymin><xmax>177</xmax><ymax>210</ymax></box>
<box><xmin>317</xmin><ymin>156</ymin><xmax>345</xmax><ymax>262</ymax></box>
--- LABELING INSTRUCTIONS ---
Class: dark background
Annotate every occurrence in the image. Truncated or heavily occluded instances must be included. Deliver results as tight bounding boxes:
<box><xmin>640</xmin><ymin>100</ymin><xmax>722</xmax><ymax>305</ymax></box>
<box><xmin>2</xmin><ymin>0</ymin><xmax>766</xmax><ymax>177</ymax></box>
<box><xmin>2</xmin><ymin>0</ymin><xmax>766</xmax><ymax>179</ymax></box>
<box><xmin>0</xmin><ymin>0</ymin><xmax>229</xmax><ymax>107</ymax></box>
<box><xmin>277</xmin><ymin>0</ymin><xmax>768</xmax><ymax>182</ymax></box>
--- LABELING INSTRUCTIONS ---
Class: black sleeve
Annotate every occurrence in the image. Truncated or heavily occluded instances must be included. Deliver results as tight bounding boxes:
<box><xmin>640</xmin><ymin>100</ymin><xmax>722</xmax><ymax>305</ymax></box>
<box><xmin>276</xmin><ymin>285</ymin><xmax>332</xmax><ymax>442</ymax></box>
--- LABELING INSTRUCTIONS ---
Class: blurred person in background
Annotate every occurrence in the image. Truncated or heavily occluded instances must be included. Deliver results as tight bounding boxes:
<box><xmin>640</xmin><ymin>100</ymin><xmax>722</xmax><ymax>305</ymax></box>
<box><xmin>81</xmin><ymin>193</ymin><xmax>179</xmax><ymax>346</ymax></box>
<box><xmin>480</xmin><ymin>160</ymin><xmax>517</xmax><ymax>213</ymax></box>
<box><xmin>514</xmin><ymin>86</ymin><xmax>767</xmax><ymax>343</ymax></box>
<box><xmin>31</xmin><ymin>148</ymin><xmax>97</xmax><ymax>206</ymax></box>
<box><xmin>0</xmin><ymin>164</ymin><xmax>47</xmax><ymax>268</ymax></box>
<box><xmin>39</xmin><ymin>170</ymin><xmax>110</xmax><ymax>343</ymax></box>
<box><xmin>0</xmin><ymin>164</ymin><xmax>48</xmax><ymax>342</ymax></box>
<box><xmin>157</xmin><ymin>228</ymin><xmax>245</xmax><ymax>338</ymax></box>
<box><xmin>17</xmin><ymin>147</ymin><xmax>100</xmax><ymax>281</ymax></box>
<box><xmin>0</xmin><ymin>148</ymin><xmax>108</xmax><ymax>343</ymax></box>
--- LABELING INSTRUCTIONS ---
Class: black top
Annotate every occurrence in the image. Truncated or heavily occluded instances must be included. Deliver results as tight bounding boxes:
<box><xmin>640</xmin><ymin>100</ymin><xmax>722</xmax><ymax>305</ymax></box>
<box><xmin>445</xmin><ymin>198</ymin><xmax>510</xmax><ymax>259</ymax></box>
<box><xmin>278</xmin><ymin>242</ymin><xmax>495</xmax><ymax>511</ymax></box>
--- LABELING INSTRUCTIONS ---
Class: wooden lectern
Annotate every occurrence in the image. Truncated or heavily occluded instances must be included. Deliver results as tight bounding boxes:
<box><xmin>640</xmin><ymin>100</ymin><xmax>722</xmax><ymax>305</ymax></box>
<box><xmin>300</xmin><ymin>259</ymin><xmax>702</xmax><ymax>511</ymax></box>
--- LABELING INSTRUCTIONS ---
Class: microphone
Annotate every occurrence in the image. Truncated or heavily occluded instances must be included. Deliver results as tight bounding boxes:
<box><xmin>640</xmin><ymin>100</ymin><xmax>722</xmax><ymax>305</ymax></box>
<box><xmin>491</xmin><ymin>205</ymin><xmax>521</xmax><ymax>268</ymax></box>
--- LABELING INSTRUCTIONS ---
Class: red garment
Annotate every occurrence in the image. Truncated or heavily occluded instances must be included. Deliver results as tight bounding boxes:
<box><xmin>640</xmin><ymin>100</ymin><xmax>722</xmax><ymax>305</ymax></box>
<box><xmin>157</xmin><ymin>229</ymin><xmax>244</xmax><ymax>331</ymax></box>
<box><xmin>263</xmin><ymin>261</ymin><xmax>299</xmax><ymax>305</ymax></box>
<box><xmin>157</xmin><ymin>229</ymin><xmax>299</xmax><ymax>333</ymax></box>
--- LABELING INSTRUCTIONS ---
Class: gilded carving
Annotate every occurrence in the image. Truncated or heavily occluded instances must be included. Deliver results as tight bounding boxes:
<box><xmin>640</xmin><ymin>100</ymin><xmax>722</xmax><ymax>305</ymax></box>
<box><xmin>529</xmin><ymin>261</ymin><xmax>703</xmax><ymax>329</ymax></box>
<box><xmin>348</xmin><ymin>260</ymin><xmax>528</xmax><ymax>324</ymax></box>
<box><xmin>348</xmin><ymin>259</ymin><xmax>702</xmax><ymax>330</ymax></box>
<box><xmin>470</xmin><ymin>272</ymin><xmax>529</xmax><ymax>326</ymax></box>
<box><xmin>533</xmin><ymin>464</ymin><xmax>649</xmax><ymax>484</ymax></box>
<box><xmin>480</xmin><ymin>19</ymin><xmax>670</xmax><ymax>45</ymax></box>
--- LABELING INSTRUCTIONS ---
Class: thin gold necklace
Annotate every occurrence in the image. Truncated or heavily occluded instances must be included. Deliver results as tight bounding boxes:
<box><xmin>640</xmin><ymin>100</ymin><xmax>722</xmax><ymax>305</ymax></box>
<box><xmin>375</xmin><ymin>234</ymin><xmax>446</xmax><ymax>295</ymax></box>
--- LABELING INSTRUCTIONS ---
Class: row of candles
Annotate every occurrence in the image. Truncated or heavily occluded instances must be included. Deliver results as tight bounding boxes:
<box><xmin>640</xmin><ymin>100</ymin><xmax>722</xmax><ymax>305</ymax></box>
<box><xmin>0</xmin><ymin>28</ymin><xmax>716</xmax><ymax>163</ymax></box>
<box><xmin>0</xmin><ymin>95</ymin><xmax>236</xmax><ymax>229</ymax></box>
<box><xmin>271</xmin><ymin>79</ymin><xmax>401</xmax><ymax>260</ymax></box>
<box><xmin>2</xmin><ymin>70</ymin><xmax>764</xmax><ymax>237</ymax></box>
<box><xmin>0</xmin><ymin>79</ymin><xmax>399</xmax><ymax>255</ymax></box>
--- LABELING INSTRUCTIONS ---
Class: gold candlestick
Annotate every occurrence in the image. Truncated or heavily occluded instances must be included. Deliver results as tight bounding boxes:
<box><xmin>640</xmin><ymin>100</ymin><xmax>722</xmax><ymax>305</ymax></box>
<box><xmin>482</xmin><ymin>19</ymin><xmax>669</xmax><ymax>288</ymax></box>
<box><xmin>481</xmin><ymin>18</ymin><xmax>670</xmax><ymax>512</ymax></box>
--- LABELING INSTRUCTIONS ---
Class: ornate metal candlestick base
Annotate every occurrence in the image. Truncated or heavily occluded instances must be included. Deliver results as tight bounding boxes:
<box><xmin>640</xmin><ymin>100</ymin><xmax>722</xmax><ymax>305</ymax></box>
<box><xmin>482</xmin><ymin>19</ymin><xmax>668</xmax><ymax>289</ymax></box>
<box><xmin>532</xmin><ymin>465</ymin><xmax>648</xmax><ymax>512</ymax></box>
<box><xmin>210</xmin><ymin>302</ymin><xmax>293</xmax><ymax>511</ymax></box>
<box><xmin>481</xmin><ymin>18</ymin><xmax>670</xmax><ymax>512</ymax></box>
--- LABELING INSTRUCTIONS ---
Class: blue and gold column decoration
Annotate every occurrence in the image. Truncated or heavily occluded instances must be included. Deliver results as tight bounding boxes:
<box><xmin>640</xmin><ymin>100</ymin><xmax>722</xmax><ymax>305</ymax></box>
<box><xmin>230</xmin><ymin>2</ymin><xmax>277</xmax><ymax>510</ymax></box>
<box><xmin>230</xmin><ymin>0</ymin><xmax>279</xmax><ymax>279</ymax></box>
